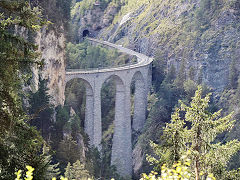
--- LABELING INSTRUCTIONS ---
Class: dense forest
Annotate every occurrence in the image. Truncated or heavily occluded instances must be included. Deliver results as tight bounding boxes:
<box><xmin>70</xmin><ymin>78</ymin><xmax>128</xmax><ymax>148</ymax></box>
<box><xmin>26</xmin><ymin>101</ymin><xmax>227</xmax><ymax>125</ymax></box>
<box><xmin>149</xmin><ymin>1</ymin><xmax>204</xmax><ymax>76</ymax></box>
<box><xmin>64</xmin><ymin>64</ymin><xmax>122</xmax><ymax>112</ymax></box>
<box><xmin>1</xmin><ymin>0</ymin><xmax>240</xmax><ymax>180</ymax></box>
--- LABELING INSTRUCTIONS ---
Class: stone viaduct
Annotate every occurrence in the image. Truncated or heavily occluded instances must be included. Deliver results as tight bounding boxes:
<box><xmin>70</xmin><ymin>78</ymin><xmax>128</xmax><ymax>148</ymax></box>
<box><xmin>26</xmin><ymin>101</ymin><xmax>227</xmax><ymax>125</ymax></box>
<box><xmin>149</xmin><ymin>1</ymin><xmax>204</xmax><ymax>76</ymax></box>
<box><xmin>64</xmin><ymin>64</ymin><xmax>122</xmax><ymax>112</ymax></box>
<box><xmin>65</xmin><ymin>38</ymin><xmax>153</xmax><ymax>177</ymax></box>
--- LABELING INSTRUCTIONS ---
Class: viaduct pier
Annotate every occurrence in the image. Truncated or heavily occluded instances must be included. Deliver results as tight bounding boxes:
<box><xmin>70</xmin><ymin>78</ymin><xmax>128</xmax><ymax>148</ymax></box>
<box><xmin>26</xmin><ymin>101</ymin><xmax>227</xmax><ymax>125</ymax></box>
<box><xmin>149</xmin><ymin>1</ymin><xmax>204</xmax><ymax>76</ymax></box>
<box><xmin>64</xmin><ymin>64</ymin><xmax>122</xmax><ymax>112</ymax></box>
<box><xmin>65</xmin><ymin>38</ymin><xmax>153</xmax><ymax>177</ymax></box>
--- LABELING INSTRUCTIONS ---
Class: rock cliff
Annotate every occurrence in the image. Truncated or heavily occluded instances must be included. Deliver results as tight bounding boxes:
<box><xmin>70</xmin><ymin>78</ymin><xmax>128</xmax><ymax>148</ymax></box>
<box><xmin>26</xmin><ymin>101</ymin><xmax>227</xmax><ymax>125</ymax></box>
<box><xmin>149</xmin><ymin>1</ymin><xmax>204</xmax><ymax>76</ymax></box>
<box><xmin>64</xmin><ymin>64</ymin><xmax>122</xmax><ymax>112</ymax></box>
<box><xmin>74</xmin><ymin>0</ymin><xmax>240</xmax><ymax>92</ymax></box>
<box><xmin>31</xmin><ymin>0</ymin><xmax>70</xmax><ymax>106</ymax></box>
<box><xmin>33</xmin><ymin>27</ymin><xmax>66</xmax><ymax>106</ymax></box>
<box><xmin>71</xmin><ymin>0</ymin><xmax>240</xmax><ymax>176</ymax></box>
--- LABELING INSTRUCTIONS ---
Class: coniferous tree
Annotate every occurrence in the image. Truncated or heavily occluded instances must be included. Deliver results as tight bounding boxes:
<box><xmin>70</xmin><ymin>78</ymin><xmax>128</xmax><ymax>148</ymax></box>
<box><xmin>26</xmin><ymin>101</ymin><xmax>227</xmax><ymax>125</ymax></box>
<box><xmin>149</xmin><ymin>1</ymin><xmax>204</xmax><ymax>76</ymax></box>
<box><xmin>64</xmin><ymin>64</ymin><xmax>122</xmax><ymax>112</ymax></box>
<box><xmin>152</xmin><ymin>50</ymin><xmax>167</xmax><ymax>88</ymax></box>
<box><xmin>188</xmin><ymin>66</ymin><xmax>195</xmax><ymax>81</ymax></box>
<box><xmin>29</xmin><ymin>77</ymin><xmax>54</xmax><ymax>140</ymax></box>
<box><xmin>175</xmin><ymin>59</ymin><xmax>186</xmax><ymax>89</ymax></box>
<box><xmin>235</xmin><ymin>78</ymin><xmax>240</xmax><ymax>101</ymax></box>
<box><xmin>64</xmin><ymin>160</ymin><xmax>91</xmax><ymax>180</ymax></box>
<box><xmin>197</xmin><ymin>67</ymin><xmax>203</xmax><ymax>85</ymax></box>
<box><xmin>0</xmin><ymin>1</ymin><xmax>48</xmax><ymax>179</ymax></box>
<box><xmin>165</xmin><ymin>64</ymin><xmax>176</xmax><ymax>83</ymax></box>
<box><xmin>57</xmin><ymin>135</ymin><xmax>81</xmax><ymax>167</ymax></box>
<box><xmin>148</xmin><ymin>86</ymin><xmax>240</xmax><ymax>179</ymax></box>
<box><xmin>64</xmin><ymin>162</ymin><xmax>73</xmax><ymax>179</ymax></box>
<box><xmin>40</xmin><ymin>144</ymin><xmax>60</xmax><ymax>179</ymax></box>
<box><xmin>229</xmin><ymin>58</ymin><xmax>239</xmax><ymax>89</ymax></box>
<box><xmin>72</xmin><ymin>160</ymin><xmax>91</xmax><ymax>180</ymax></box>
<box><xmin>183</xmin><ymin>80</ymin><xmax>198</xmax><ymax>101</ymax></box>
<box><xmin>53</xmin><ymin>106</ymin><xmax>70</xmax><ymax>142</ymax></box>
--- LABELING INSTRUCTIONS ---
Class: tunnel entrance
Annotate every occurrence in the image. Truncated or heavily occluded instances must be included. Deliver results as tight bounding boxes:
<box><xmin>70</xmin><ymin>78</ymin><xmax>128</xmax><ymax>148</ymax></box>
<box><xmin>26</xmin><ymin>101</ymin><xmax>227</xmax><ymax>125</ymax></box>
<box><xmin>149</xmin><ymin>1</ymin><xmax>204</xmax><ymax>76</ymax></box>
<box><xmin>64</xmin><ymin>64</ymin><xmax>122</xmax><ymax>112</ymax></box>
<box><xmin>82</xmin><ymin>29</ymin><xmax>90</xmax><ymax>37</ymax></box>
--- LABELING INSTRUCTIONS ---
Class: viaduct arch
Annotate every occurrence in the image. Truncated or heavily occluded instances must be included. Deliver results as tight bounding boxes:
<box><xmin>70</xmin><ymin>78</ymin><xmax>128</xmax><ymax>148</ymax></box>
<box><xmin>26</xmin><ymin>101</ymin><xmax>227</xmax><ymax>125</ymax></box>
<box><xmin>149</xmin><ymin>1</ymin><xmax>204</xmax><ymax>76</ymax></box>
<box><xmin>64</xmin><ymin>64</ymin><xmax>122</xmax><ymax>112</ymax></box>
<box><xmin>65</xmin><ymin>38</ymin><xmax>153</xmax><ymax>177</ymax></box>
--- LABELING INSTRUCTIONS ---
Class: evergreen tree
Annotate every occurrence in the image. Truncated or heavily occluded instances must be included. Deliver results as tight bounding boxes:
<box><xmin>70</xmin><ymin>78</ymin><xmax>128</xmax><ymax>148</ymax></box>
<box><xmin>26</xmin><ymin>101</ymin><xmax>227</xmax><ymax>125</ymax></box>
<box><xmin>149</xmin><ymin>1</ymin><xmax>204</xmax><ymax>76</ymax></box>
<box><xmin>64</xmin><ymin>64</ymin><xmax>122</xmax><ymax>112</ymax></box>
<box><xmin>53</xmin><ymin>106</ymin><xmax>70</xmax><ymax>142</ymax></box>
<box><xmin>197</xmin><ymin>67</ymin><xmax>203</xmax><ymax>85</ymax></box>
<box><xmin>64</xmin><ymin>160</ymin><xmax>91</xmax><ymax>180</ymax></box>
<box><xmin>175</xmin><ymin>59</ymin><xmax>186</xmax><ymax>89</ymax></box>
<box><xmin>0</xmin><ymin>1</ymin><xmax>48</xmax><ymax>179</ymax></box>
<box><xmin>57</xmin><ymin>135</ymin><xmax>81</xmax><ymax>167</ymax></box>
<box><xmin>40</xmin><ymin>144</ymin><xmax>60</xmax><ymax>179</ymax></box>
<box><xmin>64</xmin><ymin>162</ymin><xmax>73</xmax><ymax>179</ymax></box>
<box><xmin>29</xmin><ymin>77</ymin><xmax>54</xmax><ymax>140</ymax></box>
<box><xmin>72</xmin><ymin>160</ymin><xmax>91</xmax><ymax>180</ymax></box>
<box><xmin>183</xmin><ymin>79</ymin><xmax>197</xmax><ymax>101</ymax></box>
<box><xmin>229</xmin><ymin>58</ymin><xmax>239</xmax><ymax>89</ymax></box>
<box><xmin>235</xmin><ymin>78</ymin><xmax>240</xmax><ymax>101</ymax></box>
<box><xmin>70</xmin><ymin>114</ymin><xmax>82</xmax><ymax>140</ymax></box>
<box><xmin>148</xmin><ymin>86</ymin><xmax>240</xmax><ymax>179</ymax></box>
<box><xmin>188</xmin><ymin>66</ymin><xmax>195</xmax><ymax>81</ymax></box>
<box><xmin>165</xmin><ymin>64</ymin><xmax>176</xmax><ymax>83</ymax></box>
<box><xmin>152</xmin><ymin>50</ymin><xmax>167</xmax><ymax>89</ymax></box>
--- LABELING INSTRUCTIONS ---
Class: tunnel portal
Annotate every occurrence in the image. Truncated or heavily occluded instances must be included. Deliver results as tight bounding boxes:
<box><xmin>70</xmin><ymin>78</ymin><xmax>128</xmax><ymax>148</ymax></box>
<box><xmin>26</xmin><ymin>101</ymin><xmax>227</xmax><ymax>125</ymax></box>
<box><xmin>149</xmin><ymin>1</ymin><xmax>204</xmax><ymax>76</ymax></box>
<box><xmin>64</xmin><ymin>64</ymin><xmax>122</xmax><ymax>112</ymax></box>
<box><xmin>82</xmin><ymin>29</ymin><xmax>90</xmax><ymax>37</ymax></box>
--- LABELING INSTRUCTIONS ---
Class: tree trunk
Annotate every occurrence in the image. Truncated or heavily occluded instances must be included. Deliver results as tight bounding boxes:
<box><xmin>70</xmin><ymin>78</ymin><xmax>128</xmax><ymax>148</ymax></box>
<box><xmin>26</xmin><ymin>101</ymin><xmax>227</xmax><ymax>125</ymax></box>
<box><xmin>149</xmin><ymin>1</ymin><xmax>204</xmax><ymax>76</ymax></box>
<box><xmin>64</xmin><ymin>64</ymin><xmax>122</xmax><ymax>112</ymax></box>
<box><xmin>195</xmin><ymin>158</ymin><xmax>199</xmax><ymax>180</ymax></box>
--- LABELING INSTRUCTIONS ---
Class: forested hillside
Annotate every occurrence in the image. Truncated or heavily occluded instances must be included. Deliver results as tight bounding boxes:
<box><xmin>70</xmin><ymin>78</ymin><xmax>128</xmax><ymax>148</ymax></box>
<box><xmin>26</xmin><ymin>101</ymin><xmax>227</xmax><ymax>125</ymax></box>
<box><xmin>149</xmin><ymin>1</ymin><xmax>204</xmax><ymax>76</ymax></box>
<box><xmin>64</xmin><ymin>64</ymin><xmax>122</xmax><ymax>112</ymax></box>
<box><xmin>0</xmin><ymin>1</ymin><xmax>55</xmax><ymax>179</ymax></box>
<box><xmin>1</xmin><ymin>0</ymin><xmax>240</xmax><ymax>180</ymax></box>
<box><xmin>70</xmin><ymin>0</ymin><xmax>240</xmax><ymax>178</ymax></box>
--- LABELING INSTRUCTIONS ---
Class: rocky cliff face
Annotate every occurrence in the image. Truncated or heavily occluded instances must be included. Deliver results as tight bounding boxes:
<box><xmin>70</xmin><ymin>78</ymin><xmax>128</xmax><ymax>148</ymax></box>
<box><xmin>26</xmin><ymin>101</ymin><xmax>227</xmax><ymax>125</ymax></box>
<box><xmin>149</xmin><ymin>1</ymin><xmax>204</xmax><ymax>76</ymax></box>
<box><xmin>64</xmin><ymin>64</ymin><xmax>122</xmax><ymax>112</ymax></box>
<box><xmin>33</xmin><ymin>27</ymin><xmax>66</xmax><ymax>106</ymax></box>
<box><xmin>31</xmin><ymin>0</ymin><xmax>70</xmax><ymax>106</ymax></box>
<box><xmin>75</xmin><ymin>0</ymin><xmax>240</xmax><ymax>92</ymax></box>
<box><xmin>72</xmin><ymin>1</ymin><xmax>120</xmax><ymax>41</ymax></box>
<box><xmin>110</xmin><ymin>0</ymin><xmax>239</xmax><ymax>92</ymax></box>
<box><xmin>72</xmin><ymin>0</ymin><xmax>240</xmax><ymax>176</ymax></box>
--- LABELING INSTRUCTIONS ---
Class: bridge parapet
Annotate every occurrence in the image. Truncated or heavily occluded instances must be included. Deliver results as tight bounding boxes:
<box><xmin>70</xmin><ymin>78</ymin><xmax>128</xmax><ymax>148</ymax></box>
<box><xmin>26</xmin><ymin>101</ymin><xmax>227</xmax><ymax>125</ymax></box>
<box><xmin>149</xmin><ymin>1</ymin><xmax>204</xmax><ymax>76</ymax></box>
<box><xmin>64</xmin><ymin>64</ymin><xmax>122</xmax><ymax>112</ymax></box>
<box><xmin>66</xmin><ymin>38</ymin><xmax>153</xmax><ymax>75</ymax></box>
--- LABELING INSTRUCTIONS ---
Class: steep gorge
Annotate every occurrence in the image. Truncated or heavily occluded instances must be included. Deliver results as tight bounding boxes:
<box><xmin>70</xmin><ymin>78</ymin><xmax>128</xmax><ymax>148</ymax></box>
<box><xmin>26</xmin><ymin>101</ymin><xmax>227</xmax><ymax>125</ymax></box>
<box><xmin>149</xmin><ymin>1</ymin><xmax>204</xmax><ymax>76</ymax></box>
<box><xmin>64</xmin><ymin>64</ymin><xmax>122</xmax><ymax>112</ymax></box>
<box><xmin>31</xmin><ymin>0</ymin><xmax>71</xmax><ymax>106</ymax></box>
<box><xmin>7</xmin><ymin>0</ymin><xmax>239</xmax><ymax>179</ymax></box>
<box><xmin>70</xmin><ymin>0</ymin><xmax>240</xmax><ymax>177</ymax></box>
<box><xmin>73</xmin><ymin>0</ymin><xmax>240</xmax><ymax>92</ymax></box>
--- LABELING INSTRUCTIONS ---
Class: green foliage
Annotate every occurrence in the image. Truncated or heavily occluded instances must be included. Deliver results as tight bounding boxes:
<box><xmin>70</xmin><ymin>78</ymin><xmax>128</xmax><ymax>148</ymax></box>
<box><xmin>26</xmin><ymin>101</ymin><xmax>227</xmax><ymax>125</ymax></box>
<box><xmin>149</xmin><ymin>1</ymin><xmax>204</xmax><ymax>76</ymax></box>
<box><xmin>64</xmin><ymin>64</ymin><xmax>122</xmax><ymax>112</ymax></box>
<box><xmin>0</xmin><ymin>0</ymin><xmax>46</xmax><ymax>136</ymax></box>
<box><xmin>165</xmin><ymin>64</ymin><xmax>176</xmax><ymax>84</ymax></box>
<box><xmin>147</xmin><ymin>86</ymin><xmax>240</xmax><ymax>179</ymax></box>
<box><xmin>183</xmin><ymin>80</ymin><xmax>197</xmax><ymax>101</ymax></box>
<box><xmin>175</xmin><ymin>59</ymin><xmax>186</xmax><ymax>89</ymax></box>
<box><xmin>0</xmin><ymin>1</ymin><xmax>50</xmax><ymax>179</ymax></box>
<box><xmin>64</xmin><ymin>163</ymin><xmax>73</xmax><ymax>179</ymax></box>
<box><xmin>29</xmin><ymin>77</ymin><xmax>54</xmax><ymax>139</ymax></box>
<box><xmin>217</xmin><ymin>79</ymin><xmax>240</xmax><ymax>171</ymax></box>
<box><xmin>64</xmin><ymin>160</ymin><xmax>92</xmax><ymax>180</ymax></box>
<box><xmin>38</xmin><ymin>0</ymin><xmax>71</xmax><ymax>30</ymax></box>
<box><xmin>195</xmin><ymin>0</ymin><xmax>212</xmax><ymax>32</ymax></box>
<box><xmin>152</xmin><ymin>52</ymin><xmax>168</xmax><ymax>90</ymax></box>
<box><xmin>142</xmin><ymin>154</ymin><xmax>192</xmax><ymax>180</ymax></box>
<box><xmin>57</xmin><ymin>135</ymin><xmax>81</xmax><ymax>168</ymax></box>
<box><xmin>229</xmin><ymin>58</ymin><xmax>239</xmax><ymax>89</ymax></box>
<box><xmin>71</xmin><ymin>0</ymin><xmax>95</xmax><ymax>17</ymax></box>
<box><xmin>40</xmin><ymin>144</ymin><xmax>60</xmax><ymax>179</ymax></box>
<box><xmin>52</xmin><ymin>106</ymin><xmax>71</xmax><ymax>146</ymax></box>
<box><xmin>15</xmin><ymin>165</ymin><xmax>67</xmax><ymax>180</ymax></box>
<box><xmin>197</xmin><ymin>68</ymin><xmax>203</xmax><ymax>85</ymax></box>
<box><xmin>101</xmin><ymin>80</ymin><xmax>116</xmax><ymax>132</ymax></box>
<box><xmin>71</xmin><ymin>0</ymin><xmax>112</xmax><ymax>17</ymax></box>
<box><xmin>188</xmin><ymin>67</ymin><xmax>195</xmax><ymax>81</ymax></box>
<box><xmin>65</xmin><ymin>79</ymin><xmax>86</xmax><ymax>122</ymax></box>
<box><xmin>49</xmin><ymin>105</ymin><xmax>91</xmax><ymax>176</ymax></box>
<box><xmin>66</xmin><ymin>41</ymin><xmax>133</xmax><ymax>69</ymax></box>
<box><xmin>142</xmin><ymin>153</ymin><xmax>217</xmax><ymax>180</ymax></box>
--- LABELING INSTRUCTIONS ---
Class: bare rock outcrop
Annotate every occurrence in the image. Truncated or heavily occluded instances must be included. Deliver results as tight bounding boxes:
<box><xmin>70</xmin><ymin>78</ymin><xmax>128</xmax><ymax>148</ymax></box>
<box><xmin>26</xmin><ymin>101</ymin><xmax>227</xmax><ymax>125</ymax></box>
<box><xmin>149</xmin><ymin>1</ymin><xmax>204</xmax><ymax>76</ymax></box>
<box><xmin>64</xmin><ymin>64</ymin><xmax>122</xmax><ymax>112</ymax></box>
<box><xmin>33</xmin><ymin>27</ymin><xmax>66</xmax><ymax>106</ymax></box>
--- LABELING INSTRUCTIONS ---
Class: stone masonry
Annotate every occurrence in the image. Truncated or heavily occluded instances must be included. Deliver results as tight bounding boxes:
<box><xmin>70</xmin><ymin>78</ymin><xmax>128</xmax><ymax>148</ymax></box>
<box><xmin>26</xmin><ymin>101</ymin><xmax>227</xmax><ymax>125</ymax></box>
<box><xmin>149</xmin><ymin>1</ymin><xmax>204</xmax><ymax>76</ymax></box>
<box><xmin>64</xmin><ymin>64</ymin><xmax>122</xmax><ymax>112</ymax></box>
<box><xmin>65</xmin><ymin>38</ymin><xmax>153</xmax><ymax>178</ymax></box>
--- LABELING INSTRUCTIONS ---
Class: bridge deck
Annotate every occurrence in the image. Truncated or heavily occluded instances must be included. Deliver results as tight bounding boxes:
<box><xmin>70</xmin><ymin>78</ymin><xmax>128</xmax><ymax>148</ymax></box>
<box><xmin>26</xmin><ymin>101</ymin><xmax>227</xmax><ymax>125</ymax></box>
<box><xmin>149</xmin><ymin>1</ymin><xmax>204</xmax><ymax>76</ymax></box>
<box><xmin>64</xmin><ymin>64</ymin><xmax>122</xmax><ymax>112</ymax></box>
<box><xmin>66</xmin><ymin>38</ymin><xmax>153</xmax><ymax>74</ymax></box>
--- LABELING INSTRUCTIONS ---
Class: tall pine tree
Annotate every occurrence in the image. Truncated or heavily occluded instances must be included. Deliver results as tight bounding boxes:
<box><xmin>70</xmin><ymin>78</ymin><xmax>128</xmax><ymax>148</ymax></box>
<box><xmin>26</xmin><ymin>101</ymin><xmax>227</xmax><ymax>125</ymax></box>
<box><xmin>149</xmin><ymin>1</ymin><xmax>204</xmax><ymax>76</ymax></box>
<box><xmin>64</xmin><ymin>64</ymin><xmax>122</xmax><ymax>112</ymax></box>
<box><xmin>29</xmin><ymin>77</ymin><xmax>54</xmax><ymax>140</ymax></box>
<box><xmin>0</xmin><ymin>1</ymin><xmax>49</xmax><ymax>179</ymax></box>
<box><xmin>148</xmin><ymin>86</ymin><xmax>240</xmax><ymax>179</ymax></box>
